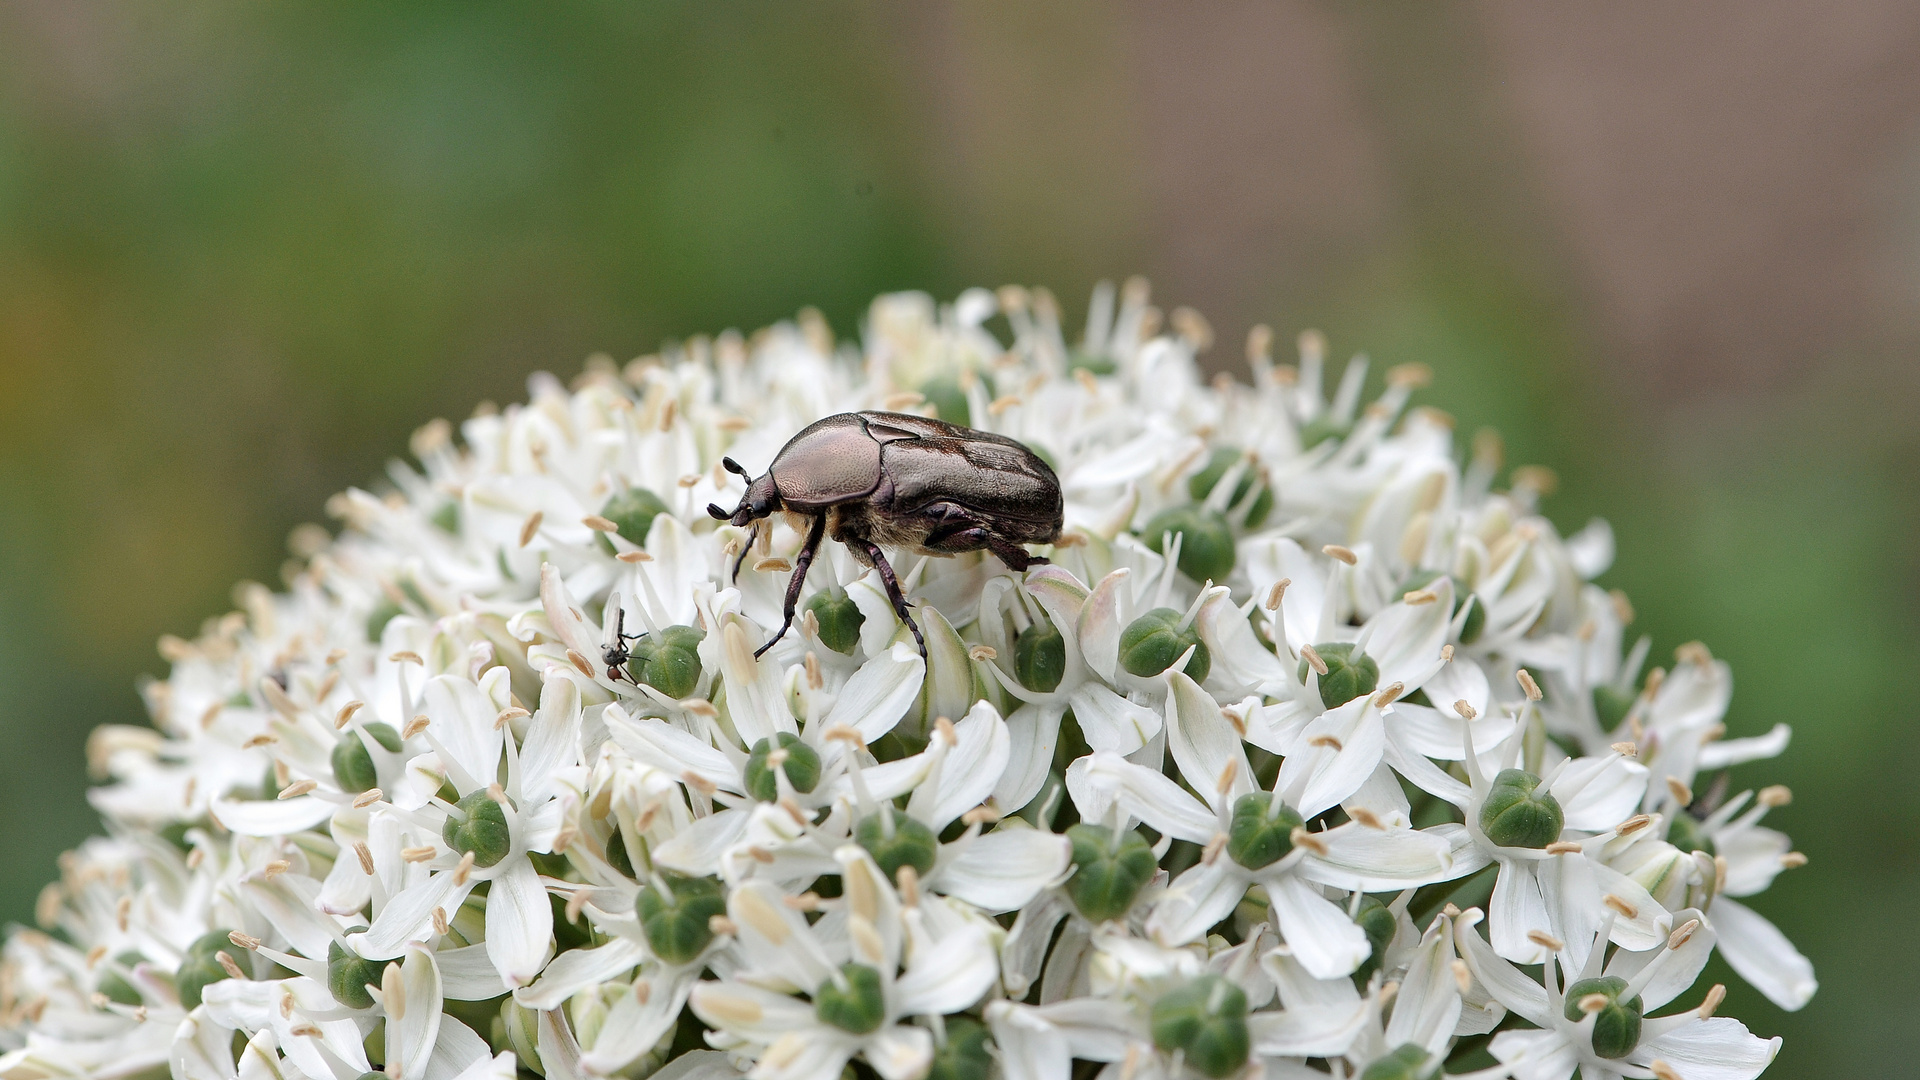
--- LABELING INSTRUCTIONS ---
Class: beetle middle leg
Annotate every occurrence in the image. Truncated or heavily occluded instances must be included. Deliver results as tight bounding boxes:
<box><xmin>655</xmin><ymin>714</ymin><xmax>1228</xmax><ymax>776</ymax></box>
<box><xmin>754</xmin><ymin>514</ymin><xmax>826</xmax><ymax>658</ymax></box>
<box><xmin>850</xmin><ymin>536</ymin><xmax>926</xmax><ymax>658</ymax></box>
<box><xmin>915</xmin><ymin>503</ymin><xmax>1050</xmax><ymax>571</ymax></box>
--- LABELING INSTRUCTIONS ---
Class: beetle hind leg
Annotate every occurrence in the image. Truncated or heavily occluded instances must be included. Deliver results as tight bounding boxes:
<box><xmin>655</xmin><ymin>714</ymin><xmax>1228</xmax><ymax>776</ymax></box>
<box><xmin>852</xmin><ymin>537</ymin><xmax>926</xmax><ymax>659</ymax></box>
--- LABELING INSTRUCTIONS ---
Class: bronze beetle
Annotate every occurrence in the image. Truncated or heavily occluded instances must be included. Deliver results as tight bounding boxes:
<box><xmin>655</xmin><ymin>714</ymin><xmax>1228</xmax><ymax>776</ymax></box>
<box><xmin>708</xmin><ymin>411</ymin><xmax>1063</xmax><ymax>657</ymax></box>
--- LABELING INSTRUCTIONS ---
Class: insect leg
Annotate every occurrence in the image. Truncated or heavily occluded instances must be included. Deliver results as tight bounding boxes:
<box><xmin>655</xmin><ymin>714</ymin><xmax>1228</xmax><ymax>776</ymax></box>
<box><xmin>730</xmin><ymin>522</ymin><xmax>758</xmax><ymax>583</ymax></box>
<box><xmin>755</xmin><ymin>514</ymin><xmax>825</xmax><ymax>658</ymax></box>
<box><xmin>855</xmin><ymin>537</ymin><xmax>926</xmax><ymax>659</ymax></box>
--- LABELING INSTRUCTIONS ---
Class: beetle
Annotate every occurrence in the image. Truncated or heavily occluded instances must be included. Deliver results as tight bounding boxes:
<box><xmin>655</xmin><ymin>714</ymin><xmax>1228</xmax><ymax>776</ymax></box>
<box><xmin>707</xmin><ymin>411</ymin><xmax>1063</xmax><ymax>658</ymax></box>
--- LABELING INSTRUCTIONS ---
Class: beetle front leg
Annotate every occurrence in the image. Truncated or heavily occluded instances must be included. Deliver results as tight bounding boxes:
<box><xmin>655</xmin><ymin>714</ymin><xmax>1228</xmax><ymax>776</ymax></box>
<box><xmin>852</xmin><ymin>537</ymin><xmax>926</xmax><ymax>659</ymax></box>
<box><xmin>755</xmin><ymin>514</ymin><xmax>825</xmax><ymax>658</ymax></box>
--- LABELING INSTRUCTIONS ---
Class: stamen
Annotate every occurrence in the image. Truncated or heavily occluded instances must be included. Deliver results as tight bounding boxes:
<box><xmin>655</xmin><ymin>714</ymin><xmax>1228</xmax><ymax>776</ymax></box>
<box><xmin>1544</xmin><ymin>841</ymin><xmax>1583</xmax><ymax>855</ymax></box>
<box><xmin>582</xmin><ymin>515</ymin><xmax>618</xmax><ymax>533</ymax></box>
<box><xmin>1602</xmin><ymin>894</ymin><xmax>1638</xmax><ymax>919</ymax></box>
<box><xmin>352</xmin><ymin>789</ymin><xmax>383</xmax><ymax>809</ymax></box>
<box><xmin>1373</xmin><ymin>682</ymin><xmax>1405</xmax><ymax>707</ymax></box>
<box><xmin>1307</xmin><ymin>734</ymin><xmax>1344</xmax><ymax>751</ymax></box>
<box><xmin>262</xmin><ymin>861</ymin><xmax>289</xmax><ymax>880</ymax></box>
<box><xmin>334</xmin><ymin>701</ymin><xmax>365</xmax><ymax>729</ymax></box>
<box><xmin>1322</xmin><ymin>544</ymin><xmax>1357</xmax><ymax>566</ymax></box>
<box><xmin>215</xmin><ymin>951</ymin><xmax>245</xmax><ymax>980</ymax></box>
<box><xmin>1666</xmin><ymin>777</ymin><xmax>1694</xmax><ymax>806</ymax></box>
<box><xmin>401</xmin><ymin>846</ymin><xmax>436</xmax><ymax>863</ymax></box>
<box><xmin>896</xmin><ymin>865</ymin><xmax>921</xmax><ymax>907</ymax></box>
<box><xmin>962</xmin><ymin>805</ymin><xmax>1001</xmax><ymax>826</ymax></box>
<box><xmin>402</xmin><ymin>715</ymin><xmax>431</xmax><ymax>739</ymax></box>
<box><xmin>1299</xmin><ymin>644</ymin><xmax>1329</xmax><ymax>676</ymax></box>
<box><xmin>1289</xmin><ymin>827</ymin><xmax>1328</xmax><ymax>856</ymax></box>
<box><xmin>783</xmin><ymin>893</ymin><xmax>822</xmax><ymax>911</ymax></box>
<box><xmin>1649</xmin><ymin>1062</ymin><xmax>1683</xmax><ymax>1080</ymax></box>
<box><xmin>1516</xmin><ymin>669</ymin><xmax>1542</xmax><ymax>702</ymax></box>
<box><xmin>754</xmin><ymin>557</ymin><xmax>793</xmax><ymax>573</ymax></box>
<box><xmin>518</xmin><ymin>511</ymin><xmax>544</xmax><ymax>548</ymax></box>
<box><xmin>1615</xmin><ymin>815</ymin><xmax>1652</xmax><ymax>835</ymax></box>
<box><xmin>1201</xmin><ymin>834</ymin><xmax>1228</xmax><ymax>865</ymax></box>
<box><xmin>968</xmin><ymin>644</ymin><xmax>997</xmax><ymax>662</ymax></box>
<box><xmin>277</xmin><ymin>780</ymin><xmax>318</xmax><ymax>800</ymax></box>
<box><xmin>228</xmin><ymin>931</ymin><xmax>262</xmax><ymax>951</ymax></box>
<box><xmin>1780</xmin><ymin>851</ymin><xmax>1808</xmax><ymax>869</ymax></box>
<box><xmin>1758</xmin><ymin>785</ymin><xmax>1792</xmax><ymax>807</ymax></box>
<box><xmin>1526</xmin><ymin>930</ymin><xmax>1564</xmax><ymax>952</ymax></box>
<box><xmin>804</xmin><ymin>653</ymin><xmax>823</xmax><ymax>690</ymax></box>
<box><xmin>1451</xmin><ymin>958</ymin><xmax>1472</xmax><ymax>994</ymax></box>
<box><xmin>1697</xmin><ymin>983</ymin><xmax>1726</xmax><ymax>1020</ymax></box>
<box><xmin>1265</xmin><ymin>579</ymin><xmax>1289</xmax><ymax>611</ymax></box>
<box><xmin>1402</xmin><ymin>589</ymin><xmax>1439</xmax><ymax>605</ymax></box>
<box><xmin>1668</xmin><ymin>919</ymin><xmax>1701</xmax><ymax>950</ymax></box>
<box><xmin>495</xmin><ymin>706</ymin><xmax>529</xmax><ymax>730</ymax></box>
<box><xmin>567</xmin><ymin>650</ymin><xmax>595</xmax><ymax>677</ymax></box>
<box><xmin>288</xmin><ymin>1021</ymin><xmax>322</xmax><ymax>1038</ymax></box>
<box><xmin>1611</xmin><ymin>741</ymin><xmax>1639</xmax><ymax>758</ymax></box>
<box><xmin>616</xmin><ymin>550</ymin><xmax>653</xmax><ymax>564</ymax></box>
<box><xmin>1453</xmin><ymin>700</ymin><xmax>1478</xmax><ymax>721</ymax></box>
<box><xmin>452</xmin><ymin>851</ymin><xmax>476</xmax><ymax>886</ymax></box>
<box><xmin>1349</xmin><ymin>807</ymin><xmax>1385</xmax><ymax>829</ymax></box>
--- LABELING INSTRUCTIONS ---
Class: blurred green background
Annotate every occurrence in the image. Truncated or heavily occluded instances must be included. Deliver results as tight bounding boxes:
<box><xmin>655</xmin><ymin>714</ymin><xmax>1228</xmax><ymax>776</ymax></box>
<box><xmin>1</xmin><ymin>3</ymin><xmax>1913</xmax><ymax>1075</ymax></box>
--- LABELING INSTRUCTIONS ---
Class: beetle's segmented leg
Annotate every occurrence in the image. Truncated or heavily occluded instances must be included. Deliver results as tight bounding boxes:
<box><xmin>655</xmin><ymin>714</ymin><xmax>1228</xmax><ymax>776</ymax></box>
<box><xmin>730</xmin><ymin>523</ymin><xmax>758</xmax><ymax>583</ymax></box>
<box><xmin>755</xmin><ymin>515</ymin><xmax>826</xmax><ymax>658</ymax></box>
<box><xmin>856</xmin><ymin>537</ymin><xmax>926</xmax><ymax>659</ymax></box>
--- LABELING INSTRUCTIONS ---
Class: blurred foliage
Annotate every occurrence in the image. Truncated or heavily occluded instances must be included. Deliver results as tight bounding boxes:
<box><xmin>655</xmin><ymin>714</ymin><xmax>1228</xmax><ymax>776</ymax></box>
<box><xmin>0</xmin><ymin>5</ymin><xmax>1912</xmax><ymax>1077</ymax></box>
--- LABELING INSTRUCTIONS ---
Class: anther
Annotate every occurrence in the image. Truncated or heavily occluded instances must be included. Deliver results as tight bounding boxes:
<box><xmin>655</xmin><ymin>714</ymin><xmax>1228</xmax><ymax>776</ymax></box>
<box><xmin>968</xmin><ymin>644</ymin><xmax>997</xmax><ymax>662</ymax></box>
<box><xmin>1668</xmin><ymin>919</ymin><xmax>1701</xmax><ymax>950</ymax></box>
<box><xmin>707</xmin><ymin>915</ymin><xmax>738</xmax><ymax>937</ymax></box>
<box><xmin>567</xmin><ymin>650</ymin><xmax>595</xmax><ymax>677</ymax></box>
<box><xmin>1516</xmin><ymin>669</ymin><xmax>1542</xmax><ymax>702</ymax></box>
<box><xmin>1544</xmin><ymin>841</ymin><xmax>1583</xmax><ymax>855</ymax></box>
<box><xmin>1349</xmin><ymin>807</ymin><xmax>1385</xmax><ymax>829</ymax></box>
<box><xmin>1611</xmin><ymin>741</ymin><xmax>1639</xmax><ymax>758</ymax></box>
<box><xmin>1373</xmin><ymin>682</ymin><xmax>1405</xmax><ymax>707</ymax></box>
<box><xmin>1602</xmin><ymin>894</ymin><xmax>1639</xmax><ymax>919</ymax></box>
<box><xmin>616</xmin><ymin>550</ymin><xmax>652</xmax><ymax>563</ymax></box>
<box><xmin>1526</xmin><ymin>930</ymin><xmax>1564</xmax><ymax>952</ymax></box>
<box><xmin>1666</xmin><ymin>777</ymin><xmax>1694</xmax><ymax>806</ymax></box>
<box><xmin>228</xmin><ymin>931</ymin><xmax>262</xmax><ymax>951</ymax></box>
<box><xmin>582</xmin><ymin>515</ymin><xmax>619</xmax><ymax>533</ymax></box>
<box><xmin>1289</xmin><ymin>827</ymin><xmax>1328</xmax><ymax>856</ymax></box>
<box><xmin>1453</xmin><ymin>700</ymin><xmax>1478</xmax><ymax>720</ymax></box>
<box><xmin>353</xmin><ymin>789</ymin><xmax>383</xmax><ymax>809</ymax></box>
<box><xmin>518</xmin><ymin>512</ymin><xmax>544</xmax><ymax>548</ymax></box>
<box><xmin>1780</xmin><ymin>851</ymin><xmax>1808</xmax><ymax>869</ymax></box>
<box><xmin>402</xmin><ymin>715</ymin><xmax>431</xmax><ymax>739</ymax></box>
<box><xmin>1758</xmin><ymin>785</ymin><xmax>1792</xmax><ymax>807</ymax></box>
<box><xmin>1451</xmin><ymin>958</ymin><xmax>1472</xmax><ymax>994</ymax></box>
<box><xmin>277</xmin><ymin>780</ymin><xmax>318</xmax><ymax>800</ymax></box>
<box><xmin>354</xmin><ymin>842</ymin><xmax>374</xmax><ymax>875</ymax></box>
<box><xmin>1299</xmin><ymin>644</ymin><xmax>1329</xmax><ymax>676</ymax></box>
<box><xmin>262</xmin><ymin>860</ymin><xmax>289</xmax><ymax>880</ymax></box>
<box><xmin>334</xmin><ymin>701</ymin><xmax>365</xmax><ymax>729</ymax></box>
<box><xmin>215</xmin><ymin>951</ymin><xmax>246</xmax><ymax>980</ymax></box>
<box><xmin>1615</xmin><ymin>815</ymin><xmax>1652</xmax><ymax>835</ymax></box>
<box><xmin>452</xmin><ymin>850</ymin><xmax>476</xmax><ymax>886</ymax></box>
<box><xmin>1265</xmin><ymin>579</ymin><xmax>1289</xmax><ymax>611</ymax></box>
<box><xmin>1308</xmin><ymin>734</ymin><xmax>1344</xmax><ymax>751</ymax></box>
<box><xmin>401</xmin><ymin>846</ymin><xmax>437</xmax><ymax>863</ymax></box>
<box><xmin>1322</xmin><ymin>545</ymin><xmax>1358</xmax><ymax>566</ymax></box>
<box><xmin>1697</xmin><ymin>983</ymin><xmax>1726</xmax><ymax>1020</ymax></box>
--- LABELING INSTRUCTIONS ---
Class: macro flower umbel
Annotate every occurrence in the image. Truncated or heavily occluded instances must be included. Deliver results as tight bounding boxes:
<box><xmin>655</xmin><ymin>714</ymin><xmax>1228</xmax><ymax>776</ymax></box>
<box><xmin>1</xmin><ymin>280</ymin><xmax>1807</xmax><ymax>1080</ymax></box>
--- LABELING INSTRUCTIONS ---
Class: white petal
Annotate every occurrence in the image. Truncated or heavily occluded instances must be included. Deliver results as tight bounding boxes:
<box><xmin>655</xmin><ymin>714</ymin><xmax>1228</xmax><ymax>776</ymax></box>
<box><xmin>689</xmin><ymin>980</ymin><xmax>820</xmax><ymax>1044</ymax></box>
<box><xmin>1066</xmin><ymin>683</ymin><xmax>1161</xmax><ymax>756</ymax></box>
<box><xmin>929</xmin><ymin>827</ymin><xmax>1071</xmax><ymax>913</ymax></box>
<box><xmin>1628</xmin><ymin>1017</ymin><xmax>1781</xmax><ymax>1080</ymax></box>
<box><xmin>1147</xmin><ymin>860</ymin><xmax>1248</xmax><ymax>947</ymax></box>
<box><xmin>515</xmin><ymin>937</ymin><xmax>647</xmax><ymax>1010</ymax></box>
<box><xmin>893</xmin><ymin>923</ymin><xmax>998</xmax><ymax>1017</ymax></box>
<box><xmin>484</xmin><ymin>859</ymin><xmax>554</xmax><ymax>988</ymax></box>
<box><xmin>387</xmin><ymin>946</ymin><xmax>445</xmax><ymax>1080</ymax></box>
<box><xmin>1453</xmin><ymin>910</ymin><xmax>1552</xmax><ymax>1027</ymax></box>
<box><xmin>646</xmin><ymin>1050</ymin><xmax>746</xmax><ymax>1080</ymax></box>
<box><xmin>356</xmin><ymin>873</ymin><xmax>475</xmax><ymax>960</ymax></box>
<box><xmin>1275</xmin><ymin>695</ymin><xmax>1385</xmax><ymax>819</ymax></box>
<box><xmin>1265</xmin><ymin>874</ymin><xmax>1368</xmax><ymax>979</ymax></box>
<box><xmin>436</xmin><ymin>943</ymin><xmax>511</xmax><ymax>1002</ymax></box>
<box><xmin>1065</xmin><ymin>751</ymin><xmax>1215</xmax><ymax>843</ymax></box>
<box><xmin>1489</xmin><ymin>1028</ymin><xmax>1580</xmax><ymax>1080</ymax></box>
<box><xmin>535</xmin><ymin>1004</ymin><xmax>584</xmax><ymax>1080</ymax></box>
<box><xmin>994</xmin><ymin>702</ymin><xmax>1065</xmax><ymax>813</ymax></box>
<box><xmin>423</xmin><ymin>674</ymin><xmax>507</xmax><ymax>792</ymax></box>
<box><xmin>1246</xmin><ymin>1000</ymin><xmax>1370</xmax><ymax>1057</ymax></box>
<box><xmin>1552</xmin><ymin>756</ymin><xmax>1648</xmax><ymax>831</ymax></box>
<box><xmin>607</xmin><ymin>709</ymin><xmax>742</xmax><ymax>794</ymax></box>
<box><xmin>580</xmin><ymin>967</ymin><xmax>699</xmax><ymax>1075</ymax></box>
<box><xmin>209</xmin><ymin>796</ymin><xmax>336</xmax><ymax>837</ymax></box>
<box><xmin>1362</xmin><ymin>578</ymin><xmax>1452</xmax><ymax>689</ymax></box>
<box><xmin>1194</xmin><ymin>588</ymin><xmax>1291</xmax><ymax>693</ymax></box>
<box><xmin>916</xmin><ymin>700</ymin><xmax>1010</xmax><ymax>829</ymax></box>
<box><xmin>1165</xmin><ymin>671</ymin><xmax>1254</xmax><ymax>817</ymax></box>
<box><xmin>652</xmin><ymin>808</ymin><xmax>749</xmax><ymax>878</ymax></box>
<box><xmin>1697</xmin><ymin>723</ymin><xmax>1790</xmax><ymax>769</ymax></box>
<box><xmin>1384</xmin><ymin>924</ymin><xmax>1463</xmax><ymax>1055</ymax></box>
<box><xmin>1710</xmin><ymin>896</ymin><xmax>1817</xmax><ymax>1011</ymax></box>
<box><xmin>866</xmin><ymin>1025</ymin><xmax>934</xmax><ymax>1080</ymax></box>
<box><xmin>1605</xmin><ymin>908</ymin><xmax>1714</xmax><ymax>1012</ymax></box>
<box><xmin>1717</xmin><ymin>823</ymin><xmax>1791</xmax><ymax>898</ymax></box>
<box><xmin>1488</xmin><ymin>860</ymin><xmax>1554</xmax><ymax>965</ymax></box>
<box><xmin>426</xmin><ymin>1015</ymin><xmax>494</xmax><ymax>1080</ymax></box>
<box><xmin>518</xmin><ymin>674</ymin><xmax>582</xmax><ymax>803</ymax></box>
<box><xmin>1299</xmin><ymin>823</ymin><xmax>1453</xmax><ymax>892</ymax></box>
<box><xmin>1588</xmin><ymin>859</ymin><xmax>1671</xmax><ymax>953</ymax></box>
<box><xmin>822</xmin><ymin>643</ymin><xmax>926</xmax><ymax>745</ymax></box>
<box><xmin>986</xmin><ymin>1001</ymin><xmax>1073</xmax><ymax>1080</ymax></box>
<box><xmin>1078</xmin><ymin>569</ymin><xmax>1131</xmax><ymax>683</ymax></box>
<box><xmin>1566</xmin><ymin>518</ymin><xmax>1614</xmax><ymax>578</ymax></box>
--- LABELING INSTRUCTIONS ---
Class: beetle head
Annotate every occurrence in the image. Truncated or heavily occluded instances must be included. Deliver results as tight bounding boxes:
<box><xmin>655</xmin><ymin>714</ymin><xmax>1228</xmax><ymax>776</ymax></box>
<box><xmin>706</xmin><ymin>457</ymin><xmax>779</xmax><ymax>526</ymax></box>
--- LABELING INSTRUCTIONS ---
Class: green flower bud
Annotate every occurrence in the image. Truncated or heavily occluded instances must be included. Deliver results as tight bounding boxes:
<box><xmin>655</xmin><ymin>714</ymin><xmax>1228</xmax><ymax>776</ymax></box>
<box><xmin>1068</xmin><ymin>351</ymin><xmax>1117</xmax><ymax>376</ymax></box>
<box><xmin>626</xmin><ymin>625</ymin><xmax>705</xmax><ymax>699</ymax></box>
<box><xmin>1458</xmin><ymin>594</ymin><xmax>1486</xmax><ymax>645</ymax></box>
<box><xmin>1353</xmin><ymin>894</ymin><xmax>1398</xmax><ymax>985</ymax></box>
<box><xmin>498</xmin><ymin>997</ymin><xmax>542</xmax><ymax>1073</ymax></box>
<box><xmin>804</xmin><ymin>591</ymin><xmax>865</xmax><ymax>655</ymax></box>
<box><xmin>813</xmin><ymin>963</ymin><xmax>888</xmax><ymax>1035</ymax></box>
<box><xmin>927</xmin><ymin>1017</ymin><xmax>994</xmax><ymax>1080</ymax></box>
<box><xmin>331</xmin><ymin>723</ymin><xmax>402</xmax><ymax>793</ymax></box>
<box><xmin>430</xmin><ymin>501</ymin><xmax>460</xmax><ymax>535</ymax></box>
<box><xmin>920</xmin><ymin>374</ymin><xmax>972</xmax><ymax>428</ymax></box>
<box><xmin>1297</xmin><ymin>642</ymin><xmax>1379</xmax><ymax>710</ymax></box>
<box><xmin>97</xmin><ymin>953</ymin><xmax>145</xmax><ymax>1006</ymax></box>
<box><xmin>854</xmin><ymin>807</ymin><xmax>939</xmax><ymax>880</ymax></box>
<box><xmin>744</xmin><ymin>733</ymin><xmax>823</xmax><ymax>802</ymax></box>
<box><xmin>1065</xmin><ymin>824</ymin><xmax>1158</xmax><ymax>922</ymax></box>
<box><xmin>442</xmin><ymin>789</ymin><xmax>511</xmax><ymax>868</ymax></box>
<box><xmin>1142</xmin><ymin>506</ymin><xmax>1237</xmax><ymax>584</ymax></box>
<box><xmin>1298</xmin><ymin>415</ymin><xmax>1347</xmax><ymax>449</ymax></box>
<box><xmin>1592</xmin><ymin>685</ymin><xmax>1635</xmax><ymax>732</ymax></box>
<box><xmin>1119</xmin><ymin>608</ymin><xmax>1210</xmax><ymax>683</ymax></box>
<box><xmin>599</xmin><ymin>487</ymin><xmax>671</xmax><ymax>548</ymax></box>
<box><xmin>636</xmin><ymin>874</ymin><xmax>727</xmax><ymax>966</ymax></box>
<box><xmin>1150</xmin><ymin>975</ymin><xmax>1250</xmax><ymax>1079</ymax></box>
<box><xmin>1014</xmin><ymin>620</ymin><xmax>1068</xmax><ymax>694</ymax></box>
<box><xmin>604</xmin><ymin>828</ymin><xmax>634</xmax><ymax>878</ymax></box>
<box><xmin>1666</xmin><ymin>812</ymin><xmax>1716</xmax><ymax>856</ymax></box>
<box><xmin>327</xmin><ymin>938</ymin><xmax>386</xmax><ymax>1010</ymax></box>
<box><xmin>175</xmin><ymin>929</ymin><xmax>239</xmax><ymax>1008</ymax></box>
<box><xmin>1188</xmin><ymin>448</ymin><xmax>1274</xmax><ymax>528</ymax></box>
<box><xmin>365</xmin><ymin>599</ymin><xmax>403</xmax><ymax>645</ymax></box>
<box><xmin>1563</xmin><ymin>975</ymin><xmax>1644</xmax><ymax>1059</ymax></box>
<box><xmin>1226</xmin><ymin>793</ymin><xmax>1304</xmax><ymax>870</ymax></box>
<box><xmin>1478</xmin><ymin>769</ymin><xmax>1564</xmax><ymax>849</ymax></box>
<box><xmin>1361</xmin><ymin>1043</ymin><xmax>1439</xmax><ymax>1080</ymax></box>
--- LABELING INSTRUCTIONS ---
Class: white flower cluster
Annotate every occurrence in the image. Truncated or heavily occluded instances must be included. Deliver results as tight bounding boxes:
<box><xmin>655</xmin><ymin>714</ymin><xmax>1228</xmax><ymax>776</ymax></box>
<box><xmin>1</xmin><ymin>282</ymin><xmax>1813</xmax><ymax>1080</ymax></box>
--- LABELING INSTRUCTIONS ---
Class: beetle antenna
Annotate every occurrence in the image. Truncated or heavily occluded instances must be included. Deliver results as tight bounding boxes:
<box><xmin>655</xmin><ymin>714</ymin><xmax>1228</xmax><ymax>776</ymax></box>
<box><xmin>706</xmin><ymin>502</ymin><xmax>731</xmax><ymax>520</ymax></box>
<box><xmin>721</xmin><ymin>456</ymin><xmax>751</xmax><ymax>477</ymax></box>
